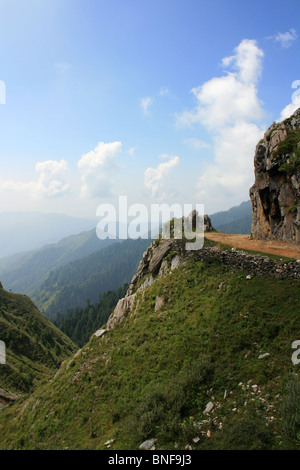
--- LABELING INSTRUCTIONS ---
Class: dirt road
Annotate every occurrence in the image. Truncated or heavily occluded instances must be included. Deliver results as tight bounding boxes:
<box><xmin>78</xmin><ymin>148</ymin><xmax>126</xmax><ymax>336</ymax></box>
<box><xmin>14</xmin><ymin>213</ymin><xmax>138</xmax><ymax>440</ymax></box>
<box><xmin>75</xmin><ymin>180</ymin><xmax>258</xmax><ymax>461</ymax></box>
<box><xmin>205</xmin><ymin>232</ymin><xmax>300</xmax><ymax>260</ymax></box>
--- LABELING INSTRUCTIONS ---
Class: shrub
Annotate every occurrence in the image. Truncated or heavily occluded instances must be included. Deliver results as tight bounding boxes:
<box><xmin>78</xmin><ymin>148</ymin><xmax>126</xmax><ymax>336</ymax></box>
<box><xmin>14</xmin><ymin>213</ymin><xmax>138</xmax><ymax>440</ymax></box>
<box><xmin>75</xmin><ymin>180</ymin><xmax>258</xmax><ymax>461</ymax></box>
<box><xmin>282</xmin><ymin>375</ymin><xmax>300</xmax><ymax>442</ymax></box>
<box><xmin>131</xmin><ymin>358</ymin><xmax>212</xmax><ymax>442</ymax></box>
<box><xmin>209</xmin><ymin>415</ymin><xmax>275</xmax><ymax>450</ymax></box>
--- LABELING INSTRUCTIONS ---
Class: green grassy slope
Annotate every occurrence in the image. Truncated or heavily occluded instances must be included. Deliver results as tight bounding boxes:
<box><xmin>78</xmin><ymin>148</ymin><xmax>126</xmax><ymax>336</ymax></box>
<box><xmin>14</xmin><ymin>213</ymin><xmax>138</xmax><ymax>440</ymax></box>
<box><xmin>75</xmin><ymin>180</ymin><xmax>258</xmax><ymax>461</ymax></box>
<box><xmin>0</xmin><ymin>251</ymin><xmax>299</xmax><ymax>450</ymax></box>
<box><xmin>0</xmin><ymin>285</ymin><xmax>76</xmax><ymax>394</ymax></box>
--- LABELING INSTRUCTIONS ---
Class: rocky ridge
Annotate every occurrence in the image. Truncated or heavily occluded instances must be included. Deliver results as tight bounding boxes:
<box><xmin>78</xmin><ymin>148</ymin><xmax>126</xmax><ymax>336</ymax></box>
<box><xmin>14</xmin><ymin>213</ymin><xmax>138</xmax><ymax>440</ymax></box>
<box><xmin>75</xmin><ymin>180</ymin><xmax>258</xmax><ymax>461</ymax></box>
<box><xmin>250</xmin><ymin>108</ymin><xmax>300</xmax><ymax>243</ymax></box>
<box><xmin>100</xmin><ymin>236</ymin><xmax>300</xmax><ymax>333</ymax></box>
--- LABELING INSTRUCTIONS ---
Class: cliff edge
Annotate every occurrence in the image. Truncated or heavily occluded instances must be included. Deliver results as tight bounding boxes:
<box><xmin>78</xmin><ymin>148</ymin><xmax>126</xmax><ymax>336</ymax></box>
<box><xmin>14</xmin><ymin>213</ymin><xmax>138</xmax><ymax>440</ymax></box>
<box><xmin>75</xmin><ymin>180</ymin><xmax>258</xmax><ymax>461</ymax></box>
<box><xmin>250</xmin><ymin>108</ymin><xmax>300</xmax><ymax>243</ymax></box>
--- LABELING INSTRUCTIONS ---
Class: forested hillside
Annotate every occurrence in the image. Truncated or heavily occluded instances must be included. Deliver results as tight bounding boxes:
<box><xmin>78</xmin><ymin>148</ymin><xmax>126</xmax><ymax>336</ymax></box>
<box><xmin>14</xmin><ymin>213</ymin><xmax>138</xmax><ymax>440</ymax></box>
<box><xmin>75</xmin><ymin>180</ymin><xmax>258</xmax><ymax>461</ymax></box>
<box><xmin>0</xmin><ymin>230</ymin><xmax>116</xmax><ymax>294</ymax></box>
<box><xmin>210</xmin><ymin>201</ymin><xmax>252</xmax><ymax>234</ymax></box>
<box><xmin>53</xmin><ymin>284</ymin><xmax>128</xmax><ymax>346</ymax></box>
<box><xmin>33</xmin><ymin>238</ymin><xmax>151</xmax><ymax>318</ymax></box>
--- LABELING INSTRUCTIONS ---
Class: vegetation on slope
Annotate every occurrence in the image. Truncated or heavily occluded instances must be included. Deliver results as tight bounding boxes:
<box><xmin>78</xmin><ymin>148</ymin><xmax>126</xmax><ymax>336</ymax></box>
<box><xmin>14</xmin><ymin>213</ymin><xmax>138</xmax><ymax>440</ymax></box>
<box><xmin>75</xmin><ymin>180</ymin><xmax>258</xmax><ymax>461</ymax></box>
<box><xmin>278</xmin><ymin>130</ymin><xmax>300</xmax><ymax>174</ymax></box>
<box><xmin>53</xmin><ymin>284</ymin><xmax>128</xmax><ymax>347</ymax></box>
<box><xmin>0</xmin><ymin>254</ymin><xmax>299</xmax><ymax>450</ymax></box>
<box><xmin>33</xmin><ymin>238</ymin><xmax>151</xmax><ymax>318</ymax></box>
<box><xmin>0</xmin><ymin>286</ymin><xmax>76</xmax><ymax>394</ymax></box>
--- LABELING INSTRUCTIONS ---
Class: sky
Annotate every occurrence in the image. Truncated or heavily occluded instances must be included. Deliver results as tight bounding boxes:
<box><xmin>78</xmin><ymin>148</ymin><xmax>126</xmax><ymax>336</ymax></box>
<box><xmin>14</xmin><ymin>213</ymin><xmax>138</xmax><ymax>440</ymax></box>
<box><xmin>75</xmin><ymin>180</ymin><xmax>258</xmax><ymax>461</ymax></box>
<box><xmin>0</xmin><ymin>0</ymin><xmax>299</xmax><ymax>219</ymax></box>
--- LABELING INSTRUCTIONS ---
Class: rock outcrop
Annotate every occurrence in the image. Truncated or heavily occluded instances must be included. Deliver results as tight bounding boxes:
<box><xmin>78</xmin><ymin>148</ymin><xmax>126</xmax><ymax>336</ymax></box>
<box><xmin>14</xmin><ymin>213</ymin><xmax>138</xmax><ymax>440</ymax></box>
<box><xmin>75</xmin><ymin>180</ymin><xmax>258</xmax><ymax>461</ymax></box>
<box><xmin>184</xmin><ymin>211</ymin><xmax>214</xmax><ymax>232</ymax></box>
<box><xmin>101</xmin><ymin>236</ymin><xmax>300</xmax><ymax>333</ymax></box>
<box><xmin>250</xmin><ymin>108</ymin><xmax>300</xmax><ymax>243</ymax></box>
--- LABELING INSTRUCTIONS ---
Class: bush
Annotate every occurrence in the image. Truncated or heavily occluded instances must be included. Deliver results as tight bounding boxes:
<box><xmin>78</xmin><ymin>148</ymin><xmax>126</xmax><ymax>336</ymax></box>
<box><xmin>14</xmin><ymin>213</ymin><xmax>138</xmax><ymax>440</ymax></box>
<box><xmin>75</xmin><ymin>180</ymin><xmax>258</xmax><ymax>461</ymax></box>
<box><xmin>282</xmin><ymin>375</ymin><xmax>300</xmax><ymax>442</ymax></box>
<box><xmin>209</xmin><ymin>415</ymin><xmax>275</xmax><ymax>450</ymax></box>
<box><xmin>131</xmin><ymin>358</ymin><xmax>212</xmax><ymax>442</ymax></box>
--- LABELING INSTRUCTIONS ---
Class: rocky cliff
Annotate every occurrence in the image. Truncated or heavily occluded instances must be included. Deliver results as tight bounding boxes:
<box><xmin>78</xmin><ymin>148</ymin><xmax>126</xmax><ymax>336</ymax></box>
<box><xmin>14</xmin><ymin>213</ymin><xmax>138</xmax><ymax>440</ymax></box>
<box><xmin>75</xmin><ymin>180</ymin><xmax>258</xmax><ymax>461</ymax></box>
<box><xmin>250</xmin><ymin>108</ymin><xmax>300</xmax><ymax>243</ymax></box>
<box><xmin>101</xmin><ymin>234</ymin><xmax>300</xmax><ymax>332</ymax></box>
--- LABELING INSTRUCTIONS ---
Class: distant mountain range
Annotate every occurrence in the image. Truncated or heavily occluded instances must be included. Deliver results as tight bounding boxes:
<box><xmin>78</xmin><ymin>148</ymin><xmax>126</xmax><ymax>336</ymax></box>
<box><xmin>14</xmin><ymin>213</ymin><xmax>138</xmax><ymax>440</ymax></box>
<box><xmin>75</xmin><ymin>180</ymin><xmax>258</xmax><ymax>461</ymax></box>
<box><xmin>0</xmin><ymin>230</ymin><xmax>116</xmax><ymax>294</ymax></box>
<box><xmin>210</xmin><ymin>200</ymin><xmax>252</xmax><ymax>234</ymax></box>
<box><xmin>0</xmin><ymin>212</ymin><xmax>97</xmax><ymax>258</ymax></box>
<box><xmin>0</xmin><ymin>201</ymin><xmax>252</xmax><ymax>320</ymax></box>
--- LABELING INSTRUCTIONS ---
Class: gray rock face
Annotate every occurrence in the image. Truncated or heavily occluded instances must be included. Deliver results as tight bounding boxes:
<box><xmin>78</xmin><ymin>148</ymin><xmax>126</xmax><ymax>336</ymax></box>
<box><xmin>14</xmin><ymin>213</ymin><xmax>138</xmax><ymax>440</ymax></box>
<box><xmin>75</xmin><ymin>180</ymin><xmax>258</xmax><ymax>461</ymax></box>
<box><xmin>250</xmin><ymin>108</ymin><xmax>300</xmax><ymax>243</ymax></box>
<box><xmin>106</xmin><ymin>294</ymin><xmax>137</xmax><ymax>330</ymax></box>
<box><xmin>183</xmin><ymin>211</ymin><xmax>214</xmax><ymax>233</ymax></box>
<box><xmin>127</xmin><ymin>239</ymin><xmax>176</xmax><ymax>296</ymax></box>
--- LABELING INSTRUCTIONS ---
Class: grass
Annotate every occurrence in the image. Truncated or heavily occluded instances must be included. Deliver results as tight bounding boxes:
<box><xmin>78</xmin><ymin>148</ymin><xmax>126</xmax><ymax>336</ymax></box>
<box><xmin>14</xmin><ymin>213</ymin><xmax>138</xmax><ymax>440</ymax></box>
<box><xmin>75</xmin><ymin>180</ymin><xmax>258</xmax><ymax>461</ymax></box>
<box><xmin>0</xmin><ymin>255</ymin><xmax>299</xmax><ymax>450</ymax></box>
<box><xmin>0</xmin><ymin>287</ymin><xmax>76</xmax><ymax>394</ymax></box>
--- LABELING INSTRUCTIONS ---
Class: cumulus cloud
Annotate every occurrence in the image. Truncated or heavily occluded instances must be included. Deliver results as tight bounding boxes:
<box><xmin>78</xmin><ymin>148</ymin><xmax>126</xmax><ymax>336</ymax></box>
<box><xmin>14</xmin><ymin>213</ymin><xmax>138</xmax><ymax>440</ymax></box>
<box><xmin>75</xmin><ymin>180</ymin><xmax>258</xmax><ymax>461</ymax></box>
<box><xmin>197</xmin><ymin>122</ymin><xmax>263</xmax><ymax>209</ymax></box>
<box><xmin>78</xmin><ymin>141</ymin><xmax>122</xmax><ymax>197</ymax></box>
<box><xmin>280</xmin><ymin>100</ymin><xmax>300</xmax><ymax>121</ymax></box>
<box><xmin>279</xmin><ymin>80</ymin><xmax>300</xmax><ymax>120</ymax></box>
<box><xmin>177</xmin><ymin>40</ymin><xmax>264</xmax><ymax>130</ymax></box>
<box><xmin>176</xmin><ymin>39</ymin><xmax>265</xmax><ymax>211</ymax></box>
<box><xmin>1</xmin><ymin>159</ymin><xmax>69</xmax><ymax>197</ymax></box>
<box><xmin>144</xmin><ymin>155</ymin><xmax>179</xmax><ymax>197</ymax></box>
<box><xmin>268</xmin><ymin>28</ymin><xmax>297</xmax><ymax>49</ymax></box>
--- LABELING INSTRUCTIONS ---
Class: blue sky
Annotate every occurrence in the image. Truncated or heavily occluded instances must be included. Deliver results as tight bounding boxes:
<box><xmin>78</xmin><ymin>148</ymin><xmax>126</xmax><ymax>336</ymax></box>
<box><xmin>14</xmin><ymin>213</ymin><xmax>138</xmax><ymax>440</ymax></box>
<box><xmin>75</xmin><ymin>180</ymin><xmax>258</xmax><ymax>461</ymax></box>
<box><xmin>0</xmin><ymin>0</ymin><xmax>299</xmax><ymax>218</ymax></box>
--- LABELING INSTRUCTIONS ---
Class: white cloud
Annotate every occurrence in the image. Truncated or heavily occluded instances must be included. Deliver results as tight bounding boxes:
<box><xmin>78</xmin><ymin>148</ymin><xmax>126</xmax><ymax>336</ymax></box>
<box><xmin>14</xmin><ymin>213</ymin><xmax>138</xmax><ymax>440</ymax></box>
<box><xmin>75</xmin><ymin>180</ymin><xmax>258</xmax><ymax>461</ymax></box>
<box><xmin>222</xmin><ymin>39</ymin><xmax>264</xmax><ymax>84</ymax></box>
<box><xmin>128</xmin><ymin>146</ymin><xmax>137</xmax><ymax>156</ymax></box>
<box><xmin>144</xmin><ymin>155</ymin><xmax>179</xmax><ymax>197</ymax></box>
<box><xmin>197</xmin><ymin>122</ymin><xmax>263</xmax><ymax>210</ymax></box>
<box><xmin>159</xmin><ymin>87</ymin><xmax>170</xmax><ymax>96</ymax></box>
<box><xmin>1</xmin><ymin>159</ymin><xmax>69</xmax><ymax>198</ymax></box>
<box><xmin>279</xmin><ymin>81</ymin><xmax>300</xmax><ymax>120</ymax></box>
<box><xmin>268</xmin><ymin>28</ymin><xmax>297</xmax><ymax>49</ymax></box>
<box><xmin>183</xmin><ymin>138</ymin><xmax>211</xmax><ymax>150</ymax></box>
<box><xmin>176</xmin><ymin>39</ymin><xmax>265</xmax><ymax>211</ymax></box>
<box><xmin>78</xmin><ymin>141</ymin><xmax>122</xmax><ymax>197</ymax></box>
<box><xmin>280</xmin><ymin>100</ymin><xmax>300</xmax><ymax>121</ymax></box>
<box><xmin>177</xmin><ymin>40</ymin><xmax>264</xmax><ymax>131</ymax></box>
<box><xmin>140</xmin><ymin>96</ymin><xmax>153</xmax><ymax>115</ymax></box>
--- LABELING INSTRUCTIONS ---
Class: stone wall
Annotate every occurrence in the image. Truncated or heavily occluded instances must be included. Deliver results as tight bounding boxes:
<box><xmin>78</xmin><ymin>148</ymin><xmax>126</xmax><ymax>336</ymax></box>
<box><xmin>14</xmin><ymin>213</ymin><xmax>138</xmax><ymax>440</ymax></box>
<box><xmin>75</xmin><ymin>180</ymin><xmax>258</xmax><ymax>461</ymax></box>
<box><xmin>99</xmin><ymin>239</ymin><xmax>300</xmax><ymax>333</ymax></box>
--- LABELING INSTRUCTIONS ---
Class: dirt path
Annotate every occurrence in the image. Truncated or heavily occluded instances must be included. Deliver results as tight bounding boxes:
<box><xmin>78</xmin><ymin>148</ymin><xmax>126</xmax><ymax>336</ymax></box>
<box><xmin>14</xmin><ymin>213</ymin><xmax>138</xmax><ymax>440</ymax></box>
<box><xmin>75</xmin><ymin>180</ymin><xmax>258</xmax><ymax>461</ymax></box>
<box><xmin>205</xmin><ymin>232</ymin><xmax>300</xmax><ymax>260</ymax></box>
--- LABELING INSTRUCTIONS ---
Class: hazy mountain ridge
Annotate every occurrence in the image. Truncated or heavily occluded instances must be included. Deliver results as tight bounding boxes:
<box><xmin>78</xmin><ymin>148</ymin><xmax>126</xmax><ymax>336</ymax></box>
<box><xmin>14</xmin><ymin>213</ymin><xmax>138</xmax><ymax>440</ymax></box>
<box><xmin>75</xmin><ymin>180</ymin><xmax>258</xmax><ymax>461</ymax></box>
<box><xmin>0</xmin><ymin>212</ymin><xmax>97</xmax><ymax>258</ymax></box>
<box><xmin>210</xmin><ymin>201</ymin><xmax>252</xmax><ymax>234</ymax></box>
<box><xmin>0</xmin><ymin>230</ymin><xmax>116</xmax><ymax>294</ymax></box>
<box><xmin>0</xmin><ymin>201</ymin><xmax>251</xmax><ymax>296</ymax></box>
